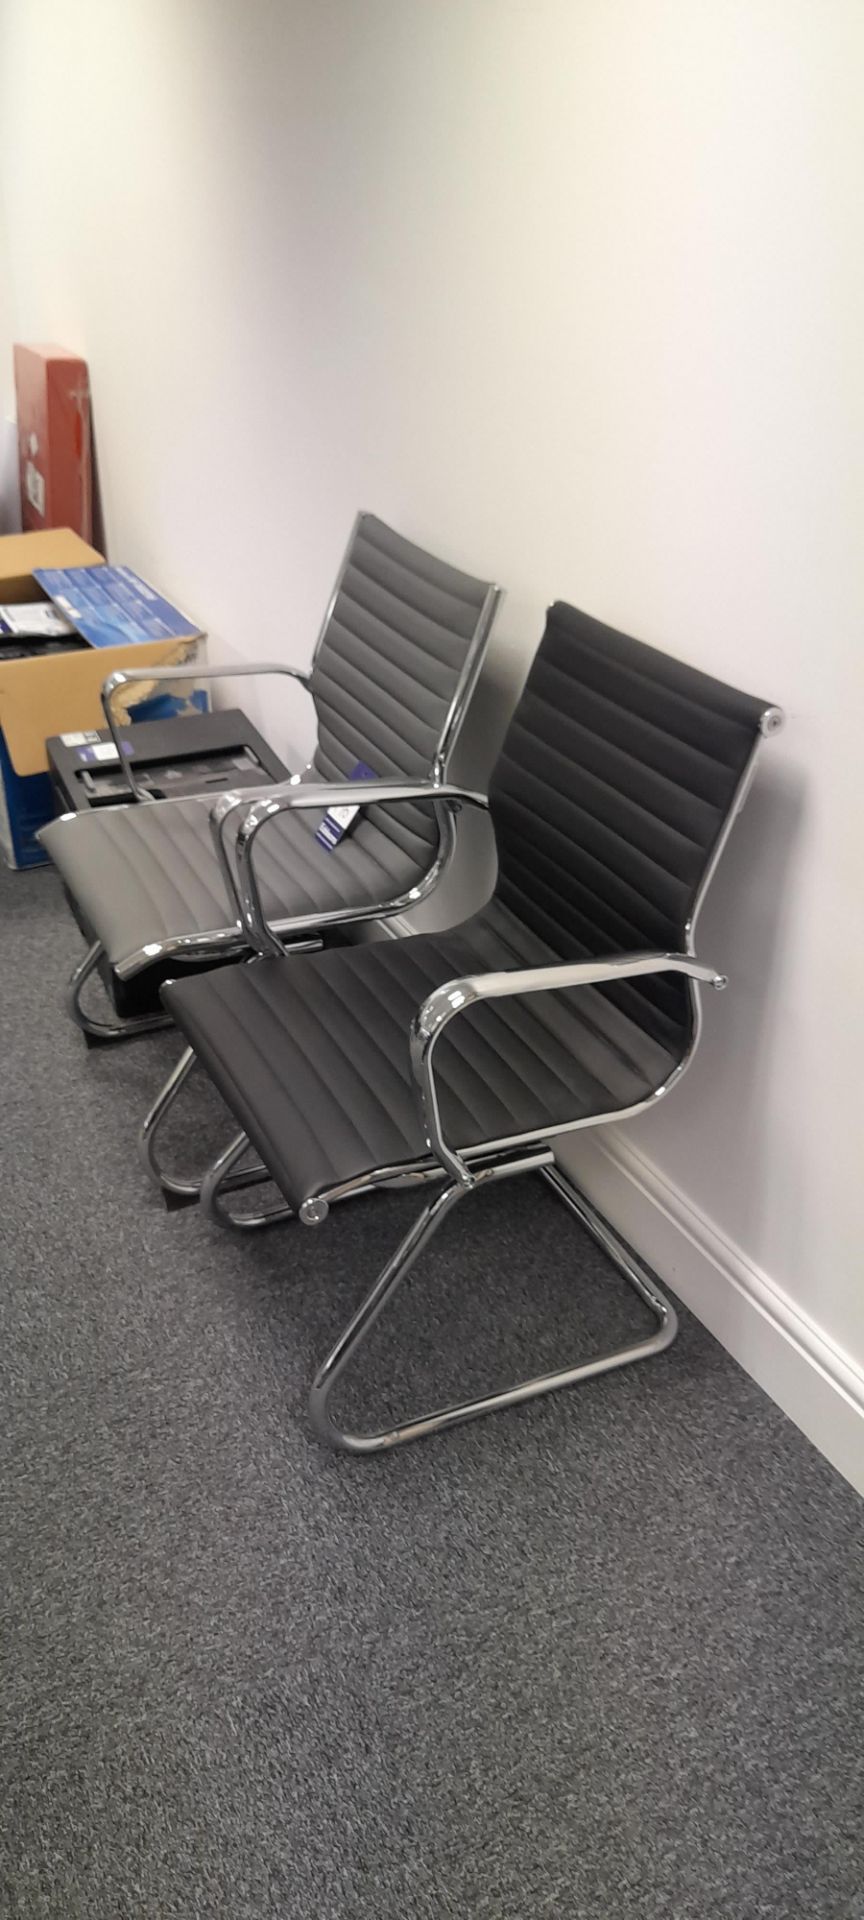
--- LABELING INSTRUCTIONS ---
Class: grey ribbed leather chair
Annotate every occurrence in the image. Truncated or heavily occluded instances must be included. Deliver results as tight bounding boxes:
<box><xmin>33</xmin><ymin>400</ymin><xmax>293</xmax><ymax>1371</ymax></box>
<box><xmin>158</xmin><ymin>600</ymin><xmax>783</xmax><ymax>1453</ymax></box>
<box><xmin>39</xmin><ymin>514</ymin><xmax>501</xmax><ymax>1040</ymax></box>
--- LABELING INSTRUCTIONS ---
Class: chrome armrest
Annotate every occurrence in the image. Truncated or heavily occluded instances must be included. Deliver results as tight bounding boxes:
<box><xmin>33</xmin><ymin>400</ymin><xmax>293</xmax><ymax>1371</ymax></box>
<box><xmin>100</xmin><ymin>661</ymin><xmax>312</xmax><ymax>803</ymax></box>
<box><xmin>210</xmin><ymin>779</ymin><xmax>489</xmax><ymax>957</ymax></box>
<box><xmin>409</xmin><ymin>951</ymin><xmax>728</xmax><ymax>1187</ymax></box>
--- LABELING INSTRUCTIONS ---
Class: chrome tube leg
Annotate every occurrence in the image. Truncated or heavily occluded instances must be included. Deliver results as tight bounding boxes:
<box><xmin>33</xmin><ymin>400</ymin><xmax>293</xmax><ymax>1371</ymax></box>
<box><xmin>200</xmin><ymin>1130</ymin><xmax>294</xmax><ymax>1232</ymax></box>
<box><xmin>66</xmin><ymin>940</ymin><xmax>172</xmax><ymax>1043</ymax></box>
<box><xmin>309</xmin><ymin>1160</ymin><xmax>678</xmax><ymax>1456</ymax></box>
<box><xmin>139</xmin><ymin>1045</ymin><xmax>201</xmax><ymax>1202</ymax></box>
<box><xmin>309</xmin><ymin>1181</ymin><xmax>467</xmax><ymax>1453</ymax></box>
<box><xmin>540</xmin><ymin>1164</ymin><xmax>678</xmax><ymax>1337</ymax></box>
<box><xmin>141</xmin><ymin>1056</ymin><xmax>279</xmax><ymax>1214</ymax></box>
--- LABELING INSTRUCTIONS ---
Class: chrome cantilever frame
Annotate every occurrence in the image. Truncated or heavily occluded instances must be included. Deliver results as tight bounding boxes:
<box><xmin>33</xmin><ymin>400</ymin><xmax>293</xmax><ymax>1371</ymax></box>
<box><xmin>308</xmin><ymin>1160</ymin><xmax>680</xmax><ymax>1454</ymax></box>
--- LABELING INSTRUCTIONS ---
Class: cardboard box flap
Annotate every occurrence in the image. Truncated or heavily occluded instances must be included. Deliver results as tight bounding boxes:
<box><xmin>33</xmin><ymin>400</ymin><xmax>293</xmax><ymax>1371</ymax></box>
<box><xmin>0</xmin><ymin>528</ymin><xmax>104</xmax><ymax>603</ymax></box>
<box><xmin>0</xmin><ymin>636</ymin><xmax>200</xmax><ymax>777</ymax></box>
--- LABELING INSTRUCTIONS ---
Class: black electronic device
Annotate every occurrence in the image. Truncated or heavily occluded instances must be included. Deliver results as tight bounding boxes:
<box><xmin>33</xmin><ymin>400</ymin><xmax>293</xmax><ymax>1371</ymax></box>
<box><xmin>0</xmin><ymin>637</ymin><xmax>83</xmax><ymax>664</ymax></box>
<box><xmin>46</xmin><ymin>707</ymin><xmax>289</xmax><ymax>816</ymax></box>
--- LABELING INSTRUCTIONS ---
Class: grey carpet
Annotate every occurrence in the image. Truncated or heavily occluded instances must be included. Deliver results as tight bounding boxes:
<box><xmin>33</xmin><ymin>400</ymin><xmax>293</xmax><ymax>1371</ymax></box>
<box><xmin>1</xmin><ymin>858</ymin><xmax>862</xmax><ymax>1920</ymax></box>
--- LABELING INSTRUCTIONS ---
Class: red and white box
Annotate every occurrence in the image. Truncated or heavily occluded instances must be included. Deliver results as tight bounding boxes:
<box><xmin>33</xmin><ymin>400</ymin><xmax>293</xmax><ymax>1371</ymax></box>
<box><xmin>13</xmin><ymin>344</ymin><xmax>92</xmax><ymax>543</ymax></box>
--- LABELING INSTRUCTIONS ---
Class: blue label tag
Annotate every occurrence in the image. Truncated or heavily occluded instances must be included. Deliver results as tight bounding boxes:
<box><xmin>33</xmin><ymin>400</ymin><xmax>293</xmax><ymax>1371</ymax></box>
<box><xmin>315</xmin><ymin>762</ymin><xmax>377</xmax><ymax>849</ymax></box>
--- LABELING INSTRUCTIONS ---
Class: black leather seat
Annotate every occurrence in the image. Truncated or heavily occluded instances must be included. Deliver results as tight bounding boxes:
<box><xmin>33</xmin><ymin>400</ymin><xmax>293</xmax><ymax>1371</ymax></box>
<box><xmin>164</xmin><ymin>899</ymin><xmax>679</xmax><ymax>1212</ymax></box>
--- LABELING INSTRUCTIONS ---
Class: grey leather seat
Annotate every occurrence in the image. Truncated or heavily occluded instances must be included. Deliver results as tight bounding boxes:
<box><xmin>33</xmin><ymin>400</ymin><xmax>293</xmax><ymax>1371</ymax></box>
<box><xmin>40</xmin><ymin>512</ymin><xmax>501</xmax><ymax>1022</ymax></box>
<box><xmin>162</xmin><ymin>599</ymin><xmax>783</xmax><ymax>1452</ymax></box>
<box><xmin>44</xmin><ymin>775</ymin><xmax>435</xmax><ymax>980</ymax></box>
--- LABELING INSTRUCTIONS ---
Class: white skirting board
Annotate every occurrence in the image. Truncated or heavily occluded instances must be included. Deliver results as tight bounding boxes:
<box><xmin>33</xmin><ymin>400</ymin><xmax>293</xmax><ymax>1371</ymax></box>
<box><xmin>557</xmin><ymin>1129</ymin><xmax>864</xmax><ymax>1497</ymax></box>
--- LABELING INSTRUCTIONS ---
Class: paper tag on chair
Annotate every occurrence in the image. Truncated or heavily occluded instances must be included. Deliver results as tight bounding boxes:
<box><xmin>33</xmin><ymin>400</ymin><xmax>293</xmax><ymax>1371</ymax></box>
<box><xmin>315</xmin><ymin>762</ymin><xmax>377</xmax><ymax>850</ymax></box>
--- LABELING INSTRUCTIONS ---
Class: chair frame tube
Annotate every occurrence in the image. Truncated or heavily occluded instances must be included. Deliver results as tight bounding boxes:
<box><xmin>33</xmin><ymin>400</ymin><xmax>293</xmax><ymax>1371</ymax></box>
<box><xmin>101</xmin><ymin>661</ymin><xmax>313</xmax><ymax>803</ymax></box>
<box><xmin>410</xmin><ymin>951</ymin><xmax>727</xmax><ymax>1190</ymax></box>
<box><xmin>67</xmin><ymin>939</ymin><xmax>174</xmax><ymax>1042</ymax></box>
<box><xmin>307</xmin><ymin>1160</ymin><xmax>678</xmax><ymax>1454</ymax></box>
<box><xmin>211</xmin><ymin>781</ymin><xmax>489</xmax><ymax>958</ymax></box>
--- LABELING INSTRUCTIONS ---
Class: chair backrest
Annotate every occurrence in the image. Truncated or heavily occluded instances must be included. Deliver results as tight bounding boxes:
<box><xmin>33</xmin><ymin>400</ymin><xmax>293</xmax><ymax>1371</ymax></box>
<box><xmin>309</xmin><ymin>513</ymin><xmax>501</xmax><ymax>869</ymax></box>
<box><xmin>488</xmin><ymin>600</ymin><xmax>780</xmax><ymax>1048</ymax></box>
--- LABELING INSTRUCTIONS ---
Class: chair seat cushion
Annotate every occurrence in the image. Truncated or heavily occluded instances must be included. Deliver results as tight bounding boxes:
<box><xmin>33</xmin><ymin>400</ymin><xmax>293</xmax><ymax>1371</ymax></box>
<box><xmin>162</xmin><ymin>903</ymin><xmax>682</xmax><ymax>1212</ymax></box>
<box><xmin>39</xmin><ymin>793</ymin><xmax>428</xmax><ymax>976</ymax></box>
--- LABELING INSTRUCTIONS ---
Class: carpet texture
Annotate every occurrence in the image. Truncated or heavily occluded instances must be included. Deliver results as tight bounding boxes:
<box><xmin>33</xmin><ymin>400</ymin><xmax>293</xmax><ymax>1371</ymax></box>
<box><xmin>1</xmin><ymin>859</ymin><xmax>861</xmax><ymax>1919</ymax></box>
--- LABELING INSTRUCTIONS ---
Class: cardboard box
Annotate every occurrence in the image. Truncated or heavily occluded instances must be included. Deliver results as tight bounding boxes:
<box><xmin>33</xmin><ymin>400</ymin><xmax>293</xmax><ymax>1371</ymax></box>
<box><xmin>14</xmin><ymin>344</ymin><xmax>93</xmax><ymax>542</ymax></box>
<box><xmin>0</xmin><ymin>529</ymin><xmax>202</xmax><ymax>868</ymax></box>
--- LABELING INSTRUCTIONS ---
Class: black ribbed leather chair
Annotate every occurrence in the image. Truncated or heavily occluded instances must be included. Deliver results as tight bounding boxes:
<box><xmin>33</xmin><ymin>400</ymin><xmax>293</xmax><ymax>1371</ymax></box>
<box><xmin>162</xmin><ymin>601</ymin><xmax>783</xmax><ymax>1452</ymax></box>
<box><xmin>39</xmin><ymin>513</ymin><xmax>501</xmax><ymax>1041</ymax></box>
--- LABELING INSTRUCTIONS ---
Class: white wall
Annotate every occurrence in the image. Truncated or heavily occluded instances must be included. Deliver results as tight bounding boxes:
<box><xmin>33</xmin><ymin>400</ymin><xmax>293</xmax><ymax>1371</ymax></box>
<box><xmin>1</xmin><ymin>0</ymin><xmax>862</xmax><ymax>1481</ymax></box>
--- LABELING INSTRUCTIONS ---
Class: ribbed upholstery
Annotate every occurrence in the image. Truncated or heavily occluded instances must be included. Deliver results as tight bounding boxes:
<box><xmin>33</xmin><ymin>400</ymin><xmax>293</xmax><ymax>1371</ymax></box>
<box><xmin>164</xmin><ymin>902</ymin><xmax>679</xmax><ymax>1211</ymax></box>
<box><xmin>489</xmin><ymin>603</ymin><xmax>770</xmax><ymax>1049</ymax></box>
<box><xmin>39</xmin><ymin>513</ymin><xmax>497</xmax><ymax>980</ymax></box>
<box><xmin>310</xmin><ymin>514</ymin><xmax>493</xmax><ymax>865</ymax></box>
<box><xmin>40</xmin><ymin>782</ymin><xmax>432</xmax><ymax>975</ymax></box>
<box><xmin>163</xmin><ymin>604</ymin><xmax>776</xmax><ymax>1212</ymax></box>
